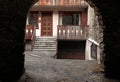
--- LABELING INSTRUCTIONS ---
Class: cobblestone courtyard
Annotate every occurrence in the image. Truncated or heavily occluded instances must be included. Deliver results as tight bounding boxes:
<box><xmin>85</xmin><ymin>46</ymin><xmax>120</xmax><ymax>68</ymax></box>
<box><xmin>24</xmin><ymin>51</ymin><xmax>118</xmax><ymax>82</ymax></box>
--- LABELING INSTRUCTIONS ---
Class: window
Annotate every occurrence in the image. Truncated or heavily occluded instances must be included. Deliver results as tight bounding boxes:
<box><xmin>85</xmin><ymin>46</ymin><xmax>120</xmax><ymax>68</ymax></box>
<box><xmin>59</xmin><ymin>12</ymin><xmax>80</xmax><ymax>25</ymax></box>
<box><xmin>91</xmin><ymin>43</ymin><xmax>97</xmax><ymax>60</ymax></box>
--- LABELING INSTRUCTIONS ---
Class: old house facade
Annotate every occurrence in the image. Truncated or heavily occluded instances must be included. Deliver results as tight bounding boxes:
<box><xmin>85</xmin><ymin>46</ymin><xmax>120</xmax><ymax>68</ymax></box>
<box><xmin>25</xmin><ymin>0</ymin><xmax>101</xmax><ymax>60</ymax></box>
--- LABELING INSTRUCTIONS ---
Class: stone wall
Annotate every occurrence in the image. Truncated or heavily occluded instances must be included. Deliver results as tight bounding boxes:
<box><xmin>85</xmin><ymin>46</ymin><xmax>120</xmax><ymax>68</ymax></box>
<box><xmin>87</xmin><ymin>0</ymin><xmax>120</xmax><ymax>80</ymax></box>
<box><xmin>87</xmin><ymin>5</ymin><xmax>104</xmax><ymax>64</ymax></box>
<box><xmin>87</xmin><ymin>5</ymin><xmax>103</xmax><ymax>43</ymax></box>
<box><xmin>0</xmin><ymin>0</ymin><xmax>37</xmax><ymax>80</ymax></box>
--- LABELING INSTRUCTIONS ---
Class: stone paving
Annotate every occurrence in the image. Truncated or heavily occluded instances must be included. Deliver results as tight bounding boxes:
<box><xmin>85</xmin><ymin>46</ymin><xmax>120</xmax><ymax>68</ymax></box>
<box><xmin>24</xmin><ymin>51</ymin><xmax>119</xmax><ymax>82</ymax></box>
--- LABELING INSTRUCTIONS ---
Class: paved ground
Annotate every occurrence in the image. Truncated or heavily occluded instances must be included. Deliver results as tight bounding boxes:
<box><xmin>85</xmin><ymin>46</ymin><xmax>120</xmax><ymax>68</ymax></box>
<box><xmin>24</xmin><ymin>51</ymin><xmax>119</xmax><ymax>82</ymax></box>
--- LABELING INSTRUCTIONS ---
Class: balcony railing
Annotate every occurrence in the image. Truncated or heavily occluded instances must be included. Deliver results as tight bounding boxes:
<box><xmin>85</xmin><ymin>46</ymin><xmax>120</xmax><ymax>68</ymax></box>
<box><xmin>57</xmin><ymin>25</ymin><xmax>88</xmax><ymax>40</ymax></box>
<box><xmin>55</xmin><ymin>0</ymin><xmax>87</xmax><ymax>6</ymax></box>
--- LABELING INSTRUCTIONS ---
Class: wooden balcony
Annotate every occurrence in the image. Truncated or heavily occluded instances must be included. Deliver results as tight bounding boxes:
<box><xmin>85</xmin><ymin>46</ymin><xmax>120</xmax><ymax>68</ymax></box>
<box><xmin>39</xmin><ymin>0</ymin><xmax>53</xmax><ymax>6</ymax></box>
<box><xmin>57</xmin><ymin>25</ymin><xmax>88</xmax><ymax>40</ymax></box>
<box><xmin>31</xmin><ymin>0</ymin><xmax>88</xmax><ymax>11</ymax></box>
<box><xmin>38</xmin><ymin>0</ymin><xmax>88</xmax><ymax>6</ymax></box>
<box><xmin>55</xmin><ymin>0</ymin><xmax>87</xmax><ymax>6</ymax></box>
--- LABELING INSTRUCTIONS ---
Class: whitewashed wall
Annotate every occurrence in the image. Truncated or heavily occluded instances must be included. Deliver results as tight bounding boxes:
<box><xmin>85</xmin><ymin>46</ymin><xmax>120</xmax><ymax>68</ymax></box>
<box><xmin>87</xmin><ymin>5</ymin><xmax>95</xmax><ymax>27</ymax></box>
<box><xmin>85</xmin><ymin>38</ymin><xmax>100</xmax><ymax>62</ymax></box>
<box><xmin>53</xmin><ymin>11</ymin><xmax>59</xmax><ymax>36</ymax></box>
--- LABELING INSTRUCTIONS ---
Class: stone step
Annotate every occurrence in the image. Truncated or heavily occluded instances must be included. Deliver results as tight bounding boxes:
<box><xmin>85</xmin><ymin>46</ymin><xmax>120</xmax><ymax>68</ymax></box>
<box><xmin>33</xmin><ymin>49</ymin><xmax>56</xmax><ymax>51</ymax></box>
<box><xmin>34</xmin><ymin>45</ymin><xmax>56</xmax><ymax>47</ymax></box>
<box><xmin>34</xmin><ymin>44</ymin><xmax>56</xmax><ymax>47</ymax></box>
<box><xmin>35</xmin><ymin>39</ymin><xmax>56</xmax><ymax>42</ymax></box>
<box><xmin>33</xmin><ymin>47</ymin><xmax>56</xmax><ymax>49</ymax></box>
<box><xmin>35</xmin><ymin>43</ymin><xmax>55</xmax><ymax>46</ymax></box>
<box><xmin>34</xmin><ymin>45</ymin><xmax>57</xmax><ymax>48</ymax></box>
<box><xmin>35</xmin><ymin>41</ymin><xmax>56</xmax><ymax>43</ymax></box>
<box><xmin>35</xmin><ymin>37</ymin><xmax>56</xmax><ymax>40</ymax></box>
<box><xmin>34</xmin><ymin>42</ymin><xmax>56</xmax><ymax>46</ymax></box>
<box><xmin>36</xmin><ymin>36</ymin><xmax>56</xmax><ymax>38</ymax></box>
<box><xmin>33</xmin><ymin>36</ymin><xmax>57</xmax><ymax>51</ymax></box>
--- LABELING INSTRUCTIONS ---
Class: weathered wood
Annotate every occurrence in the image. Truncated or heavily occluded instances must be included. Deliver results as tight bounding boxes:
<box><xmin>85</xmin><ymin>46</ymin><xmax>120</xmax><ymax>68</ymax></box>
<box><xmin>38</xmin><ymin>0</ymin><xmax>87</xmax><ymax>6</ymax></box>
<box><xmin>39</xmin><ymin>0</ymin><xmax>53</xmax><ymax>5</ymax></box>
<box><xmin>56</xmin><ymin>0</ymin><xmax>86</xmax><ymax>6</ymax></box>
<box><xmin>57</xmin><ymin>25</ymin><xmax>88</xmax><ymax>40</ymax></box>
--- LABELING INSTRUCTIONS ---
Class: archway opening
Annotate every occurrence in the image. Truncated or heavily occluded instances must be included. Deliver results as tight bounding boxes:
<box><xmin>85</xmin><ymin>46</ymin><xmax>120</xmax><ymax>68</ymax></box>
<box><xmin>24</xmin><ymin>0</ymin><xmax>105</xmax><ymax>81</ymax></box>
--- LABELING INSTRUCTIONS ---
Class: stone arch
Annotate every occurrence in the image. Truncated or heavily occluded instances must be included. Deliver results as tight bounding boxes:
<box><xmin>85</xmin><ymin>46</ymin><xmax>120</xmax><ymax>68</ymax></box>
<box><xmin>0</xmin><ymin>0</ymin><xmax>38</xmax><ymax>80</ymax></box>
<box><xmin>0</xmin><ymin>0</ymin><xmax>120</xmax><ymax>81</ymax></box>
<box><xmin>86</xmin><ymin>0</ymin><xmax>120</xmax><ymax>80</ymax></box>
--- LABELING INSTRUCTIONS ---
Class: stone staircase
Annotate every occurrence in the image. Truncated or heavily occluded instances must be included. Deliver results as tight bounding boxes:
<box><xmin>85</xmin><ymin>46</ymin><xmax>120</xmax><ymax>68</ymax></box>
<box><xmin>33</xmin><ymin>36</ymin><xmax>57</xmax><ymax>51</ymax></box>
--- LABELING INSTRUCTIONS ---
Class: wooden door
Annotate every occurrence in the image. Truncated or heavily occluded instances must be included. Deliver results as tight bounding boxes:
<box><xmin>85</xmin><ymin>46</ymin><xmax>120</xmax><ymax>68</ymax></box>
<box><xmin>41</xmin><ymin>12</ymin><xmax>52</xmax><ymax>36</ymax></box>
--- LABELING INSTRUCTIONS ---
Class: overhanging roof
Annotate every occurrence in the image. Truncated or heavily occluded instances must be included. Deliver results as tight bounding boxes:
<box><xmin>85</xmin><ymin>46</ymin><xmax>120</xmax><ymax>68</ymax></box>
<box><xmin>30</xmin><ymin>5</ymin><xmax>88</xmax><ymax>11</ymax></box>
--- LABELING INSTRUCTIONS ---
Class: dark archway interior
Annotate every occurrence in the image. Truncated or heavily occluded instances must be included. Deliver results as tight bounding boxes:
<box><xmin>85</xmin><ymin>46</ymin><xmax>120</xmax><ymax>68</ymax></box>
<box><xmin>0</xmin><ymin>0</ymin><xmax>120</xmax><ymax>81</ymax></box>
